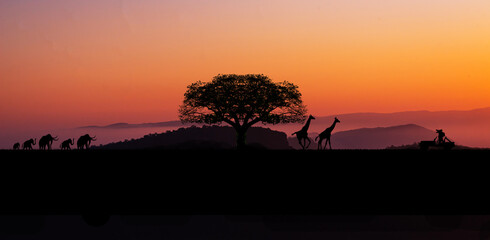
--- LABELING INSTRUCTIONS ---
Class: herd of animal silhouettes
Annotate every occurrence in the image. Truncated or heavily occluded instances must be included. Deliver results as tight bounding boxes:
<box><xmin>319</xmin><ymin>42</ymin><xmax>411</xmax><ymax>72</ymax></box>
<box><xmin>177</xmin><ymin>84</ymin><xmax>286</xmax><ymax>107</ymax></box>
<box><xmin>293</xmin><ymin>115</ymin><xmax>340</xmax><ymax>150</ymax></box>
<box><xmin>11</xmin><ymin>115</ymin><xmax>340</xmax><ymax>150</ymax></box>
<box><xmin>12</xmin><ymin>134</ymin><xmax>97</xmax><ymax>150</ymax></box>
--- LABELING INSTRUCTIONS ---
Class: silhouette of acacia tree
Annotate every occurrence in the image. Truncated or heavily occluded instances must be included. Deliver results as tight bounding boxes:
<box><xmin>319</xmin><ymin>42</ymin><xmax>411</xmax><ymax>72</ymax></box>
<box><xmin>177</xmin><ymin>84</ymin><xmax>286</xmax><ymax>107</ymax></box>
<box><xmin>179</xmin><ymin>74</ymin><xmax>307</xmax><ymax>149</ymax></box>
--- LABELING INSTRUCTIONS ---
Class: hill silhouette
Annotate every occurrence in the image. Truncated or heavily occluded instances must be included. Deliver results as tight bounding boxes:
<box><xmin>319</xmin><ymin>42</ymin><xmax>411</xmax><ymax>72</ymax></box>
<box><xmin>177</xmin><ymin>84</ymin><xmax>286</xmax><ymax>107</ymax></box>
<box><xmin>95</xmin><ymin>125</ymin><xmax>291</xmax><ymax>150</ymax></box>
<box><xmin>288</xmin><ymin>124</ymin><xmax>436</xmax><ymax>149</ymax></box>
<box><xmin>78</xmin><ymin>107</ymin><xmax>490</xmax><ymax>148</ymax></box>
<box><xmin>290</xmin><ymin>107</ymin><xmax>490</xmax><ymax>148</ymax></box>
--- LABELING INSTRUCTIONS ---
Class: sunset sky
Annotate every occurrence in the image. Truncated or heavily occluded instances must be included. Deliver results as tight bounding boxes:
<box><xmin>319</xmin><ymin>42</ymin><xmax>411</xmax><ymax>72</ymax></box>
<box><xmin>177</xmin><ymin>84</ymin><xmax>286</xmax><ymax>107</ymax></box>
<box><xmin>1</xmin><ymin>0</ymin><xmax>490</xmax><ymax>131</ymax></box>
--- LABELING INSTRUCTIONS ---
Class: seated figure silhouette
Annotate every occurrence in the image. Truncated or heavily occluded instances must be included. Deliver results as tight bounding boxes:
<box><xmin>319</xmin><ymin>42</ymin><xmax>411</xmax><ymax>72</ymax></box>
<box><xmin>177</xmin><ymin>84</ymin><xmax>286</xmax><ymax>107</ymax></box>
<box><xmin>435</xmin><ymin>129</ymin><xmax>451</xmax><ymax>144</ymax></box>
<box><xmin>419</xmin><ymin>129</ymin><xmax>455</xmax><ymax>150</ymax></box>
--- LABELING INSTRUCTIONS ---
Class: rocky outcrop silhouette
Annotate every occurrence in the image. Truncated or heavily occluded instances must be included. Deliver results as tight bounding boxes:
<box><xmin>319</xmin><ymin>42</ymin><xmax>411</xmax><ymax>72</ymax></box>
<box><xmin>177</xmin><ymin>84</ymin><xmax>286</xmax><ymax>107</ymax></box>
<box><xmin>95</xmin><ymin>125</ymin><xmax>291</xmax><ymax>150</ymax></box>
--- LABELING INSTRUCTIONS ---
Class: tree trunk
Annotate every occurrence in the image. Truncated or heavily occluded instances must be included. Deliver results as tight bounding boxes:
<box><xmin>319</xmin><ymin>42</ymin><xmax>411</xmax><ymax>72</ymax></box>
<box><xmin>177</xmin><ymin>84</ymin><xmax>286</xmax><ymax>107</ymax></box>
<box><xmin>236</xmin><ymin>128</ymin><xmax>247</xmax><ymax>150</ymax></box>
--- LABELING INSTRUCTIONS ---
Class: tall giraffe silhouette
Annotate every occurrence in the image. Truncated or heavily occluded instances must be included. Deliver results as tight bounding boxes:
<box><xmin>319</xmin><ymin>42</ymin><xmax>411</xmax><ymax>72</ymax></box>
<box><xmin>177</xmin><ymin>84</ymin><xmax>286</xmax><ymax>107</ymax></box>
<box><xmin>315</xmin><ymin>117</ymin><xmax>340</xmax><ymax>150</ymax></box>
<box><xmin>292</xmin><ymin>115</ymin><xmax>315</xmax><ymax>150</ymax></box>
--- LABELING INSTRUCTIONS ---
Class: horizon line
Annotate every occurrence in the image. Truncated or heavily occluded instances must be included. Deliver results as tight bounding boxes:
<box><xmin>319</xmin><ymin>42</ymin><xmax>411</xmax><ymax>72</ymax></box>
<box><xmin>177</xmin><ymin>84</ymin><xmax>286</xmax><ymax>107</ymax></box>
<box><xmin>76</xmin><ymin>106</ymin><xmax>490</xmax><ymax>129</ymax></box>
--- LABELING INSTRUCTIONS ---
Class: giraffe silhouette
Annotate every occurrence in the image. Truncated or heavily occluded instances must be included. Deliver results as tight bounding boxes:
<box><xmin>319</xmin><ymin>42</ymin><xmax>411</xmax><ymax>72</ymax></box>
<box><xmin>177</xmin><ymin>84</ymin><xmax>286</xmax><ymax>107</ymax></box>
<box><xmin>292</xmin><ymin>115</ymin><xmax>315</xmax><ymax>150</ymax></box>
<box><xmin>315</xmin><ymin>117</ymin><xmax>340</xmax><ymax>150</ymax></box>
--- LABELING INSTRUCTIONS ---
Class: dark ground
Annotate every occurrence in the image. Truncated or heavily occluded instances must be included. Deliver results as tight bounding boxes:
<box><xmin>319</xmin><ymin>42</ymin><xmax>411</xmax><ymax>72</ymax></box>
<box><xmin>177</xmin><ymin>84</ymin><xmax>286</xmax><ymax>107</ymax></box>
<box><xmin>0</xmin><ymin>149</ymin><xmax>489</xmax><ymax>239</ymax></box>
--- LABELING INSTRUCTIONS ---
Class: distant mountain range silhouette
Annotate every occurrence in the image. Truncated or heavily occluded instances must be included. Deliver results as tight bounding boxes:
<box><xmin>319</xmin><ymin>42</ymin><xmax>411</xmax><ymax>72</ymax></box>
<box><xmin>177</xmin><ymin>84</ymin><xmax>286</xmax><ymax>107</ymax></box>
<box><xmin>78</xmin><ymin>121</ymin><xmax>198</xmax><ymax>129</ymax></box>
<box><xmin>79</xmin><ymin>107</ymin><xmax>490</xmax><ymax>148</ymax></box>
<box><xmin>289</xmin><ymin>124</ymin><xmax>436</xmax><ymax>149</ymax></box>
<box><xmin>79</xmin><ymin>107</ymin><xmax>490</xmax><ymax>130</ymax></box>
<box><xmin>310</xmin><ymin>107</ymin><xmax>490</xmax><ymax>131</ymax></box>
<box><xmin>94</xmin><ymin>125</ymin><xmax>291</xmax><ymax>150</ymax></box>
<box><xmin>302</xmin><ymin>107</ymin><xmax>490</xmax><ymax>148</ymax></box>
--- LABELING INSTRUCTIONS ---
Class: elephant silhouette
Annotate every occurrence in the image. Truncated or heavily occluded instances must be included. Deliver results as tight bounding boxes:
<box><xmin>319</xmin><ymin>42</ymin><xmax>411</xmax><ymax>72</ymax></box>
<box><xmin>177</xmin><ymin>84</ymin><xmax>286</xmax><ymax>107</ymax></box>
<box><xmin>13</xmin><ymin>142</ymin><xmax>20</xmax><ymax>150</ymax></box>
<box><xmin>39</xmin><ymin>134</ymin><xmax>58</xmax><ymax>150</ymax></box>
<box><xmin>60</xmin><ymin>138</ymin><xmax>75</xmax><ymax>150</ymax></box>
<box><xmin>22</xmin><ymin>138</ymin><xmax>36</xmax><ymax>150</ymax></box>
<box><xmin>77</xmin><ymin>134</ymin><xmax>96</xmax><ymax>149</ymax></box>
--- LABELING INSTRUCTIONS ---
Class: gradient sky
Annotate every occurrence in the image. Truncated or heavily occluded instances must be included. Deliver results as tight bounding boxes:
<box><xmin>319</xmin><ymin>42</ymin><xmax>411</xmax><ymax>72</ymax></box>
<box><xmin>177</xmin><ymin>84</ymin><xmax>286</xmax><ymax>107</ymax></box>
<box><xmin>1</xmin><ymin>0</ymin><xmax>490</xmax><ymax>130</ymax></box>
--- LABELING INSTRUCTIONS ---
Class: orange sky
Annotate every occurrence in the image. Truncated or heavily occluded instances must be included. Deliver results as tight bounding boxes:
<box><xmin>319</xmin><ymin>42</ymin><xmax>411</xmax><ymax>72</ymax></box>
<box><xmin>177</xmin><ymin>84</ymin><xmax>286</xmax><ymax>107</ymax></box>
<box><xmin>1</xmin><ymin>0</ymin><xmax>490</xmax><ymax>130</ymax></box>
